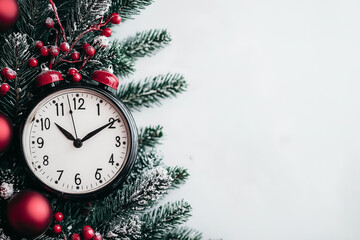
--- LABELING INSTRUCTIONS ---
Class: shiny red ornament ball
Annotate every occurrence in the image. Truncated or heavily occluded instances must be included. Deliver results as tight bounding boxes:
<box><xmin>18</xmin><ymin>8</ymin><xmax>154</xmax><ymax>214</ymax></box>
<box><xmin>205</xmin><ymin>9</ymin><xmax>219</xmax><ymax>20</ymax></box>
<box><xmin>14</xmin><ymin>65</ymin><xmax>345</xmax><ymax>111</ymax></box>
<box><xmin>50</xmin><ymin>46</ymin><xmax>60</xmax><ymax>56</ymax></box>
<box><xmin>53</xmin><ymin>224</ymin><xmax>62</xmax><ymax>234</ymax></box>
<box><xmin>28</xmin><ymin>58</ymin><xmax>38</xmax><ymax>68</ymax></box>
<box><xmin>54</xmin><ymin>212</ymin><xmax>63</xmax><ymax>222</ymax></box>
<box><xmin>93</xmin><ymin>233</ymin><xmax>103</xmax><ymax>240</ymax></box>
<box><xmin>60</xmin><ymin>42</ymin><xmax>70</xmax><ymax>52</ymax></box>
<box><xmin>0</xmin><ymin>83</ymin><xmax>9</xmax><ymax>95</ymax></box>
<box><xmin>36</xmin><ymin>41</ymin><xmax>44</xmax><ymax>49</ymax></box>
<box><xmin>68</xmin><ymin>68</ymin><xmax>78</xmax><ymax>76</ymax></box>
<box><xmin>84</xmin><ymin>45</ymin><xmax>95</xmax><ymax>57</ymax></box>
<box><xmin>45</xmin><ymin>17</ymin><xmax>55</xmax><ymax>28</ymax></box>
<box><xmin>0</xmin><ymin>112</ymin><xmax>12</xmax><ymax>153</ymax></box>
<box><xmin>71</xmin><ymin>51</ymin><xmax>80</xmax><ymax>60</ymax></box>
<box><xmin>71</xmin><ymin>233</ymin><xmax>81</xmax><ymax>240</ymax></box>
<box><xmin>101</xmin><ymin>28</ymin><xmax>112</xmax><ymax>37</ymax></box>
<box><xmin>40</xmin><ymin>46</ymin><xmax>49</xmax><ymax>57</ymax></box>
<box><xmin>0</xmin><ymin>0</ymin><xmax>19</xmax><ymax>32</ymax></box>
<box><xmin>82</xmin><ymin>226</ymin><xmax>95</xmax><ymax>240</ymax></box>
<box><xmin>109</xmin><ymin>13</ymin><xmax>121</xmax><ymax>24</ymax></box>
<box><xmin>7</xmin><ymin>190</ymin><xmax>53</xmax><ymax>238</ymax></box>
<box><xmin>72</xmin><ymin>73</ymin><xmax>82</xmax><ymax>82</ymax></box>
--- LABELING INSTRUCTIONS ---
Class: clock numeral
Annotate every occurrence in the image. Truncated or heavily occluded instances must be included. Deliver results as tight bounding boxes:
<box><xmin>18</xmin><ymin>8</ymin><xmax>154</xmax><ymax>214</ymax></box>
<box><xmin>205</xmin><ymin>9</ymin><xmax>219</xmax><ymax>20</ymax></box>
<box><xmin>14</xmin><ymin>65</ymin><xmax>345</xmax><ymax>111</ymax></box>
<box><xmin>57</xmin><ymin>170</ymin><xmax>64</xmax><ymax>181</ymax></box>
<box><xmin>108</xmin><ymin>118</ymin><xmax>116</xmax><ymax>129</ymax></box>
<box><xmin>37</xmin><ymin>137</ymin><xmax>44</xmax><ymax>148</ymax></box>
<box><xmin>40</xmin><ymin>118</ymin><xmax>51</xmax><ymax>130</ymax></box>
<box><xmin>109</xmin><ymin>154</ymin><xmax>114</xmax><ymax>165</ymax></box>
<box><xmin>75</xmin><ymin>173</ymin><xmax>82</xmax><ymax>185</ymax></box>
<box><xmin>96</xmin><ymin>103</ymin><xmax>100</xmax><ymax>116</ymax></box>
<box><xmin>115</xmin><ymin>136</ymin><xmax>121</xmax><ymax>147</ymax></box>
<box><xmin>73</xmin><ymin>98</ymin><xmax>85</xmax><ymax>110</ymax></box>
<box><xmin>95</xmin><ymin>168</ymin><xmax>102</xmax><ymax>180</ymax></box>
<box><xmin>43</xmin><ymin>155</ymin><xmax>49</xmax><ymax>166</ymax></box>
<box><xmin>55</xmin><ymin>103</ymin><xmax>64</xmax><ymax>116</ymax></box>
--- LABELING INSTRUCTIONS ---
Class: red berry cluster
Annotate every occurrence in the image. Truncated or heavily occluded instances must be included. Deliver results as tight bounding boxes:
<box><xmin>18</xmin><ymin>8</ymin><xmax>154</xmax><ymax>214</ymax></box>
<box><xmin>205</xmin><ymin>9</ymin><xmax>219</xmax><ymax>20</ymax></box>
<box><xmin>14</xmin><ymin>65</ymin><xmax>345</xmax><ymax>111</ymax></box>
<box><xmin>70</xmin><ymin>225</ymin><xmax>102</xmax><ymax>240</ymax></box>
<box><xmin>0</xmin><ymin>67</ymin><xmax>17</xmax><ymax>96</ymax></box>
<box><xmin>68</xmin><ymin>68</ymin><xmax>82</xmax><ymax>82</ymax></box>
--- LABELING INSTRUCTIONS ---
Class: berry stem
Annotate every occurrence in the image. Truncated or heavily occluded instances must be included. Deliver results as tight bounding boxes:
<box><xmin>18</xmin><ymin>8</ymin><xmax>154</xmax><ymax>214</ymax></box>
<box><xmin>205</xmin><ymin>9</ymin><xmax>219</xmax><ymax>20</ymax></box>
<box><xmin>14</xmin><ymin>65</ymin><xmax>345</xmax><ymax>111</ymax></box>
<box><xmin>48</xmin><ymin>0</ymin><xmax>67</xmax><ymax>42</ymax></box>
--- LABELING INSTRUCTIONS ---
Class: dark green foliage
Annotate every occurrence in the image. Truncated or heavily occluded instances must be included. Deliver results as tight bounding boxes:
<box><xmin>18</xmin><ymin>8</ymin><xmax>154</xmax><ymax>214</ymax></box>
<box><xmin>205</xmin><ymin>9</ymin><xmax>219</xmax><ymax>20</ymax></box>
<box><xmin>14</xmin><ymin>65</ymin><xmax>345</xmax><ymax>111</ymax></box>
<box><xmin>138</xmin><ymin>125</ymin><xmax>164</xmax><ymax>149</ymax></box>
<box><xmin>167</xmin><ymin>166</ymin><xmax>190</xmax><ymax>189</ymax></box>
<box><xmin>118</xmin><ymin>73</ymin><xmax>187</xmax><ymax>110</ymax></box>
<box><xmin>110</xmin><ymin>0</ymin><xmax>154</xmax><ymax>21</ymax></box>
<box><xmin>164</xmin><ymin>227</ymin><xmax>203</xmax><ymax>240</ymax></box>
<box><xmin>141</xmin><ymin>200</ymin><xmax>192</xmax><ymax>239</ymax></box>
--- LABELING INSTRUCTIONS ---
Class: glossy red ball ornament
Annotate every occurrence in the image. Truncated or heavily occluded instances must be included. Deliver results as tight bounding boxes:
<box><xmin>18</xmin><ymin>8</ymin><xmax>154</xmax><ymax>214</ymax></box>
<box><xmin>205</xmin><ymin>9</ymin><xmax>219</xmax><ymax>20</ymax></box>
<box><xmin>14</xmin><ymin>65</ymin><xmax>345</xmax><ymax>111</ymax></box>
<box><xmin>50</xmin><ymin>46</ymin><xmax>60</xmax><ymax>56</ymax></box>
<box><xmin>54</xmin><ymin>212</ymin><xmax>63</xmax><ymax>222</ymax></box>
<box><xmin>7</xmin><ymin>190</ymin><xmax>53</xmax><ymax>238</ymax></box>
<box><xmin>45</xmin><ymin>17</ymin><xmax>55</xmax><ymax>28</ymax></box>
<box><xmin>109</xmin><ymin>13</ymin><xmax>121</xmax><ymax>24</ymax></box>
<box><xmin>53</xmin><ymin>224</ymin><xmax>62</xmax><ymax>234</ymax></box>
<box><xmin>68</xmin><ymin>68</ymin><xmax>78</xmax><ymax>76</ymax></box>
<box><xmin>40</xmin><ymin>46</ymin><xmax>49</xmax><ymax>57</ymax></box>
<box><xmin>60</xmin><ymin>42</ymin><xmax>70</xmax><ymax>52</ymax></box>
<box><xmin>101</xmin><ymin>28</ymin><xmax>112</xmax><ymax>37</ymax></box>
<box><xmin>84</xmin><ymin>45</ymin><xmax>95</xmax><ymax>57</ymax></box>
<box><xmin>0</xmin><ymin>0</ymin><xmax>19</xmax><ymax>32</ymax></box>
<box><xmin>36</xmin><ymin>70</ymin><xmax>64</xmax><ymax>88</ymax></box>
<box><xmin>93</xmin><ymin>233</ymin><xmax>103</xmax><ymax>240</ymax></box>
<box><xmin>72</xmin><ymin>73</ymin><xmax>82</xmax><ymax>82</ymax></box>
<box><xmin>71</xmin><ymin>51</ymin><xmax>80</xmax><ymax>60</ymax></box>
<box><xmin>82</xmin><ymin>226</ymin><xmax>95</xmax><ymax>240</ymax></box>
<box><xmin>36</xmin><ymin>41</ymin><xmax>44</xmax><ymax>49</ymax></box>
<box><xmin>0</xmin><ymin>112</ymin><xmax>12</xmax><ymax>152</ymax></box>
<box><xmin>28</xmin><ymin>58</ymin><xmax>38</xmax><ymax>68</ymax></box>
<box><xmin>71</xmin><ymin>233</ymin><xmax>81</xmax><ymax>240</ymax></box>
<box><xmin>91</xmin><ymin>70</ymin><xmax>119</xmax><ymax>90</ymax></box>
<box><xmin>0</xmin><ymin>83</ymin><xmax>10</xmax><ymax>95</ymax></box>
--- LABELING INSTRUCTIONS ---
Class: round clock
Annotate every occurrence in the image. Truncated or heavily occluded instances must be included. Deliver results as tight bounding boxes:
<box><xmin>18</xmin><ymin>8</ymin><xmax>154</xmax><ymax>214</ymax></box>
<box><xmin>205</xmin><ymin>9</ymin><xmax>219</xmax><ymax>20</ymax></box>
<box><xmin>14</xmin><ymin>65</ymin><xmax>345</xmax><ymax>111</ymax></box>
<box><xmin>20</xmin><ymin>70</ymin><xmax>138</xmax><ymax>200</ymax></box>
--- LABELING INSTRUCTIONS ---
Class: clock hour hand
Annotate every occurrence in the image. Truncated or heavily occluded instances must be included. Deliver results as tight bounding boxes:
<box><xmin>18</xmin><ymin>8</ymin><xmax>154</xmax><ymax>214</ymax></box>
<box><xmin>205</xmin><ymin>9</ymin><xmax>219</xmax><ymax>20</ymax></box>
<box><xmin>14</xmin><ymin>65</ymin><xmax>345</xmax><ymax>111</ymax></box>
<box><xmin>81</xmin><ymin>118</ymin><xmax>120</xmax><ymax>143</ymax></box>
<box><xmin>54</xmin><ymin>123</ymin><xmax>76</xmax><ymax>141</ymax></box>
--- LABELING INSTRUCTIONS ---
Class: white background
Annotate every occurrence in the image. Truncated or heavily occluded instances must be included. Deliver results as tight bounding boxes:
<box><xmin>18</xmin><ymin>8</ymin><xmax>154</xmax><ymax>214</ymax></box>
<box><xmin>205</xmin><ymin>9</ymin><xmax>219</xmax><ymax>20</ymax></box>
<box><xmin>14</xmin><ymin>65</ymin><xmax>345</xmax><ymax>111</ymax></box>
<box><xmin>115</xmin><ymin>0</ymin><xmax>360</xmax><ymax>239</ymax></box>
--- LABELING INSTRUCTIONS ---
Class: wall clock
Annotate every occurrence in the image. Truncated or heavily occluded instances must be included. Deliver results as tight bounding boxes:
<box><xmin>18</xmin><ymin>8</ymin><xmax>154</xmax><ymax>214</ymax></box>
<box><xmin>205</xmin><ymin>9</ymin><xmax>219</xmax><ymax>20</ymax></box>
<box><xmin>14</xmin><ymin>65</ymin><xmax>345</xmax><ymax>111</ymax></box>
<box><xmin>20</xmin><ymin>70</ymin><xmax>138</xmax><ymax>200</ymax></box>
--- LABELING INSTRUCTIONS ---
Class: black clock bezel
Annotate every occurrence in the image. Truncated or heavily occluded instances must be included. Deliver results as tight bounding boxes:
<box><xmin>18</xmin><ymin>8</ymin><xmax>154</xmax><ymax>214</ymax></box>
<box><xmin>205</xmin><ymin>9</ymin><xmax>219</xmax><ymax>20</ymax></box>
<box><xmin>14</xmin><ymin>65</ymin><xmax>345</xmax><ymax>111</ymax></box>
<box><xmin>19</xmin><ymin>83</ymin><xmax>138</xmax><ymax>201</ymax></box>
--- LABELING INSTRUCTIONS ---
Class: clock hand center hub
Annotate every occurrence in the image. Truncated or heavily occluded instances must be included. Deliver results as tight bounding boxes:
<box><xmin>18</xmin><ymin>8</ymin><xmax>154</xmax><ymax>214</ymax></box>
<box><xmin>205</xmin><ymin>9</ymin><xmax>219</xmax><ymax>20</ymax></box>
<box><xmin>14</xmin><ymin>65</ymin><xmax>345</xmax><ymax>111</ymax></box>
<box><xmin>73</xmin><ymin>138</ymin><xmax>83</xmax><ymax>148</ymax></box>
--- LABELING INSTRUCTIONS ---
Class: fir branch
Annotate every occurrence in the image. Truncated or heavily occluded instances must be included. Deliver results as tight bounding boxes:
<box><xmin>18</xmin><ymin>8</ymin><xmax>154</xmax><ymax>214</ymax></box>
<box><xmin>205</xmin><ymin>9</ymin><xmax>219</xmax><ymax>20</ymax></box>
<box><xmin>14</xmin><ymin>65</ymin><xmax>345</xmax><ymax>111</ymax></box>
<box><xmin>106</xmin><ymin>215</ymin><xmax>142</xmax><ymax>239</ymax></box>
<box><xmin>118</xmin><ymin>73</ymin><xmax>187</xmax><ymax>111</ymax></box>
<box><xmin>110</xmin><ymin>0</ymin><xmax>154</xmax><ymax>21</ymax></box>
<box><xmin>138</xmin><ymin>125</ymin><xmax>164</xmax><ymax>149</ymax></box>
<box><xmin>122</xmin><ymin>29</ymin><xmax>171</xmax><ymax>58</ymax></box>
<box><xmin>140</xmin><ymin>200</ymin><xmax>192</xmax><ymax>239</ymax></box>
<box><xmin>164</xmin><ymin>227</ymin><xmax>203</xmax><ymax>240</ymax></box>
<box><xmin>167</xmin><ymin>167</ymin><xmax>190</xmax><ymax>189</ymax></box>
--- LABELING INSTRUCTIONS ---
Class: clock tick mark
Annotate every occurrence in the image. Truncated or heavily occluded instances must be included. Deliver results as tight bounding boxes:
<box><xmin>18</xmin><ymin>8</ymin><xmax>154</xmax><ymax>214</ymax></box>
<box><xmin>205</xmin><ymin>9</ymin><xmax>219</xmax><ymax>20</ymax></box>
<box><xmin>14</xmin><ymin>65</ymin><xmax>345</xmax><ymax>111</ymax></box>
<box><xmin>76</xmin><ymin>186</ymin><xmax>79</xmax><ymax>190</ymax></box>
<box><xmin>55</xmin><ymin>181</ymin><xmax>58</xmax><ymax>184</ymax></box>
<box><xmin>99</xmin><ymin>180</ymin><xmax>103</xmax><ymax>184</ymax></box>
<box><xmin>116</xmin><ymin>163</ymin><xmax>120</xmax><ymax>167</ymax></box>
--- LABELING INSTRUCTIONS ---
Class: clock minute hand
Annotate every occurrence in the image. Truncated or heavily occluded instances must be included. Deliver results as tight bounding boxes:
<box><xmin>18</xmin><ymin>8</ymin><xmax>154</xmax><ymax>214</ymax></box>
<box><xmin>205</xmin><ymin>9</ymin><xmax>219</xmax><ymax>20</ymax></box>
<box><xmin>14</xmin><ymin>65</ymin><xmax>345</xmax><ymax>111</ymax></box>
<box><xmin>54</xmin><ymin>123</ymin><xmax>76</xmax><ymax>141</ymax></box>
<box><xmin>81</xmin><ymin>119</ymin><xmax>120</xmax><ymax>143</ymax></box>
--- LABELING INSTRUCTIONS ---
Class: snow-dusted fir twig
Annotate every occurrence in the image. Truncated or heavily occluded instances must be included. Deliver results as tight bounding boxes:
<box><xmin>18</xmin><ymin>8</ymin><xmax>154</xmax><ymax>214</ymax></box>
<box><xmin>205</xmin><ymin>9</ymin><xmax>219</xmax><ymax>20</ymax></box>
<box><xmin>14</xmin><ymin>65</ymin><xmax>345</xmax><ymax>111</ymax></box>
<box><xmin>138</xmin><ymin>125</ymin><xmax>164</xmax><ymax>149</ymax></box>
<box><xmin>110</xmin><ymin>0</ymin><xmax>153</xmax><ymax>21</ymax></box>
<box><xmin>164</xmin><ymin>227</ymin><xmax>203</xmax><ymax>240</ymax></box>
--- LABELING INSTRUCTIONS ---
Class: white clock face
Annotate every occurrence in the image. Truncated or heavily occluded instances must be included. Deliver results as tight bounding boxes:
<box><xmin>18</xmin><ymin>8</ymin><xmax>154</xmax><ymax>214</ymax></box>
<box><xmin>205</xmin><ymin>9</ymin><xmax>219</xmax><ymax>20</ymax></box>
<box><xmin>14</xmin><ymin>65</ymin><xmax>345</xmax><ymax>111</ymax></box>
<box><xmin>22</xmin><ymin>88</ymin><xmax>133</xmax><ymax>195</ymax></box>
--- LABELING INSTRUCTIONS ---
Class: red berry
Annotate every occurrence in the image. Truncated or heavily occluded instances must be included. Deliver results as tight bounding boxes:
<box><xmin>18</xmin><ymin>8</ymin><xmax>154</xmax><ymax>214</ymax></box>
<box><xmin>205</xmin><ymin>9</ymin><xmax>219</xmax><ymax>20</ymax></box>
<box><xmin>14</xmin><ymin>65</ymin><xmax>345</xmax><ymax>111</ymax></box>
<box><xmin>93</xmin><ymin>233</ymin><xmax>103</xmax><ymax>240</ymax></box>
<box><xmin>109</xmin><ymin>13</ymin><xmax>121</xmax><ymax>24</ymax></box>
<box><xmin>45</xmin><ymin>17</ymin><xmax>55</xmax><ymax>28</ymax></box>
<box><xmin>68</xmin><ymin>68</ymin><xmax>78</xmax><ymax>76</ymax></box>
<box><xmin>1</xmin><ymin>68</ymin><xmax>8</xmax><ymax>77</ymax></box>
<box><xmin>72</xmin><ymin>73</ymin><xmax>82</xmax><ymax>82</ymax></box>
<box><xmin>71</xmin><ymin>51</ymin><xmax>80</xmax><ymax>60</ymax></box>
<box><xmin>50</xmin><ymin>46</ymin><xmax>60</xmax><ymax>56</ymax></box>
<box><xmin>83</xmin><ymin>43</ymin><xmax>90</xmax><ymax>50</ymax></box>
<box><xmin>40</xmin><ymin>46</ymin><xmax>49</xmax><ymax>57</ymax></box>
<box><xmin>60</xmin><ymin>42</ymin><xmax>70</xmax><ymax>52</ymax></box>
<box><xmin>84</xmin><ymin>46</ymin><xmax>95</xmax><ymax>57</ymax></box>
<box><xmin>28</xmin><ymin>58</ymin><xmax>38</xmax><ymax>68</ymax></box>
<box><xmin>101</xmin><ymin>28</ymin><xmax>112</xmax><ymax>37</ymax></box>
<box><xmin>82</xmin><ymin>226</ymin><xmax>95</xmax><ymax>240</ymax></box>
<box><xmin>0</xmin><ymin>83</ymin><xmax>10</xmax><ymax>95</ymax></box>
<box><xmin>3</xmin><ymin>68</ymin><xmax>16</xmax><ymax>80</ymax></box>
<box><xmin>36</xmin><ymin>41</ymin><xmax>43</xmax><ymax>49</ymax></box>
<box><xmin>53</xmin><ymin>224</ymin><xmax>62</xmax><ymax>234</ymax></box>
<box><xmin>54</xmin><ymin>212</ymin><xmax>63</xmax><ymax>222</ymax></box>
<box><xmin>71</xmin><ymin>233</ymin><xmax>81</xmax><ymax>240</ymax></box>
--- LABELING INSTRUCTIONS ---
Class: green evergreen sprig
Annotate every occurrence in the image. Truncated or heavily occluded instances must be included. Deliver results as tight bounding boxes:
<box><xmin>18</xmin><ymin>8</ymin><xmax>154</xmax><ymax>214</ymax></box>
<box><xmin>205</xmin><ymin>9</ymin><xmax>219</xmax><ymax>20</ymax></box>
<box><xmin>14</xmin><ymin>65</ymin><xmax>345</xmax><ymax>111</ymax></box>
<box><xmin>164</xmin><ymin>227</ymin><xmax>203</xmax><ymax>240</ymax></box>
<box><xmin>110</xmin><ymin>0</ymin><xmax>154</xmax><ymax>21</ymax></box>
<box><xmin>138</xmin><ymin>125</ymin><xmax>164</xmax><ymax>149</ymax></box>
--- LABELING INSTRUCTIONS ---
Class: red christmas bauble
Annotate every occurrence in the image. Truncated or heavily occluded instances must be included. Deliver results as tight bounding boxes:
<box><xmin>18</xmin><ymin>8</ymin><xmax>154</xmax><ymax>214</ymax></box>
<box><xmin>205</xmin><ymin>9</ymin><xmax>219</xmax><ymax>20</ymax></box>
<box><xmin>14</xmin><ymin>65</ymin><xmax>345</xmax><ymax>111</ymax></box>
<box><xmin>109</xmin><ymin>13</ymin><xmax>121</xmax><ymax>24</ymax></box>
<box><xmin>45</xmin><ymin>17</ymin><xmax>55</xmax><ymax>28</ymax></box>
<box><xmin>0</xmin><ymin>112</ymin><xmax>12</xmax><ymax>152</ymax></box>
<box><xmin>71</xmin><ymin>233</ymin><xmax>81</xmax><ymax>240</ymax></box>
<box><xmin>0</xmin><ymin>0</ymin><xmax>18</xmax><ymax>32</ymax></box>
<box><xmin>72</xmin><ymin>73</ymin><xmax>82</xmax><ymax>82</ymax></box>
<box><xmin>93</xmin><ymin>233</ymin><xmax>103</xmax><ymax>240</ymax></box>
<box><xmin>54</xmin><ymin>212</ymin><xmax>63</xmax><ymax>222</ymax></box>
<box><xmin>82</xmin><ymin>226</ymin><xmax>95</xmax><ymax>240</ymax></box>
<box><xmin>50</xmin><ymin>46</ymin><xmax>60</xmax><ymax>56</ymax></box>
<box><xmin>36</xmin><ymin>41</ymin><xmax>43</xmax><ymax>49</ymax></box>
<box><xmin>28</xmin><ymin>58</ymin><xmax>38</xmax><ymax>68</ymax></box>
<box><xmin>101</xmin><ymin>28</ymin><xmax>112</xmax><ymax>37</ymax></box>
<box><xmin>84</xmin><ymin>45</ymin><xmax>95</xmax><ymax>57</ymax></box>
<box><xmin>0</xmin><ymin>83</ymin><xmax>10</xmax><ymax>95</ymax></box>
<box><xmin>53</xmin><ymin>224</ymin><xmax>62</xmax><ymax>234</ymax></box>
<box><xmin>60</xmin><ymin>42</ymin><xmax>70</xmax><ymax>52</ymax></box>
<box><xmin>40</xmin><ymin>46</ymin><xmax>49</xmax><ymax>57</ymax></box>
<box><xmin>7</xmin><ymin>190</ymin><xmax>52</xmax><ymax>238</ymax></box>
<box><xmin>71</xmin><ymin>51</ymin><xmax>80</xmax><ymax>60</ymax></box>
